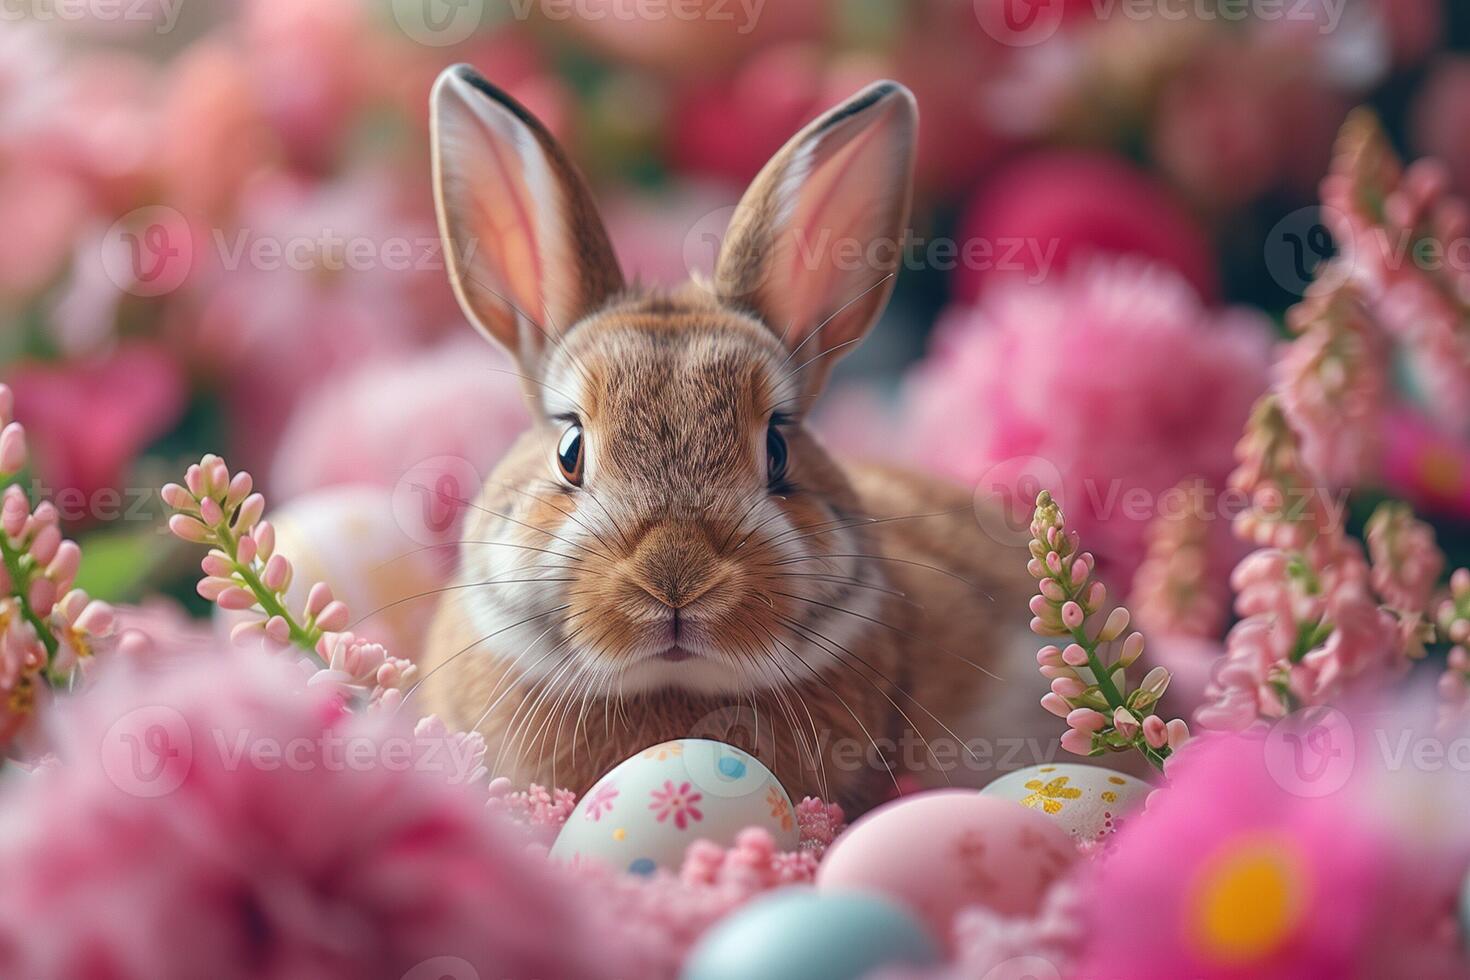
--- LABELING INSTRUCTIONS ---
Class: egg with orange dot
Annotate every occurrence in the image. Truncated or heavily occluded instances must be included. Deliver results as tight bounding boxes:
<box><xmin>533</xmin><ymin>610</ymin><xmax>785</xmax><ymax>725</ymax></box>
<box><xmin>980</xmin><ymin>763</ymin><xmax>1150</xmax><ymax>842</ymax></box>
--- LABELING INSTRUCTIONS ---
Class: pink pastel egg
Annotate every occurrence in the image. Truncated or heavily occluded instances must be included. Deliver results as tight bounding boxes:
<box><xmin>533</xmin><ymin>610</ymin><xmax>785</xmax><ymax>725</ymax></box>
<box><xmin>815</xmin><ymin>790</ymin><xmax>1077</xmax><ymax>947</ymax></box>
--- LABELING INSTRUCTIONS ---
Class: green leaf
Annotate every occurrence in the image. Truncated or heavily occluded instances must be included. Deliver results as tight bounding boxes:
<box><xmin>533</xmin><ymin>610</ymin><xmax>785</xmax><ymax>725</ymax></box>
<box><xmin>71</xmin><ymin>530</ymin><xmax>163</xmax><ymax>603</ymax></box>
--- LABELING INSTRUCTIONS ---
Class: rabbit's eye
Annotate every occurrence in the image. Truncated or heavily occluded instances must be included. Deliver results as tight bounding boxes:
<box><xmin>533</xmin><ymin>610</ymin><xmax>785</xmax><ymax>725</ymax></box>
<box><xmin>766</xmin><ymin>423</ymin><xmax>788</xmax><ymax>486</ymax></box>
<box><xmin>557</xmin><ymin>423</ymin><xmax>584</xmax><ymax>486</ymax></box>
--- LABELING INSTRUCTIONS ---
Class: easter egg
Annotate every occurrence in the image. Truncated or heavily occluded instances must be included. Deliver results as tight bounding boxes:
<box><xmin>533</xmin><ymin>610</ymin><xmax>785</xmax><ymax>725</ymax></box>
<box><xmin>1460</xmin><ymin>869</ymin><xmax>1470</xmax><ymax>947</ymax></box>
<box><xmin>815</xmin><ymin>790</ymin><xmax>1077</xmax><ymax>946</ymax></box>
<box><xmin>980</xmin><ymin>763</ymin><xmax>1151</xmax><ymax>841</ymax></box>
<box><xmin>551</xmin><ymin>739</ymin><xmax>799</xmax><ymax>873</ymax></box>
<box><xmin>682</xmin><ymin>888</ymin><xmax>940</xmax><ymax>980</ymax></box>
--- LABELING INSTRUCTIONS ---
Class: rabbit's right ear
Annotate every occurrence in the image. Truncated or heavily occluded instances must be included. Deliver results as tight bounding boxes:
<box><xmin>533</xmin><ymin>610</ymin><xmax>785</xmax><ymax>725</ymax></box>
<box><xmin>431</xmin><ymin>64</ymin><xmax>624</xmax><ymax>373</ymax></box>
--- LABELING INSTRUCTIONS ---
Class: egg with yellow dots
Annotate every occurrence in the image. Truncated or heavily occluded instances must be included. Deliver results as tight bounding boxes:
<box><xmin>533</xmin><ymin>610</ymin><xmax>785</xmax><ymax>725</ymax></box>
<box><xmin>551</xmin><ymin>739</ymin><xmax>799</xmax><ymax>874</ymax></box>
<box><xmin>980</xmin><ymin>763</ymin><xmax>1150</xmax><ymax>841</ymax></box>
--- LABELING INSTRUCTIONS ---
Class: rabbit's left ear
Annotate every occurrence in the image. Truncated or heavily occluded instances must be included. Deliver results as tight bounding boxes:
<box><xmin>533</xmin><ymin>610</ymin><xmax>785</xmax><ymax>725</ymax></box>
<box><xmin>714</xmin><ymin>81</ymin><xmax>917</xmax><ymax>399</ymax></box>
<box><xmin>431</xmin><ymin>64</ymin><xmax>624</xmax><ymax>375</ymax></box>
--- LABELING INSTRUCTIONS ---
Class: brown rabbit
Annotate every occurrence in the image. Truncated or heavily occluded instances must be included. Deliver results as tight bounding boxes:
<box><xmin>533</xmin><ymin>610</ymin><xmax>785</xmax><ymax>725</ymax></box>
<box><xmin>421</xmin><ymin>64</ymin><xmax>1028</xmax><ymax>814</ymax></box>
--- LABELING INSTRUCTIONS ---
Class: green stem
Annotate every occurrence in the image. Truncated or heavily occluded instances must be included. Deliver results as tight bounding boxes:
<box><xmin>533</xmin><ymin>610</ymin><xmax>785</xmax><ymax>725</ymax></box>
<box><xmin>0</xmin><ymin>531</ymin><xmax>57</xmax><ymax>661</ymax></box>
<box><xmin>212</xmin><ymin>523</ymin><xmax>324</xmax><ymax>665</ymax></box>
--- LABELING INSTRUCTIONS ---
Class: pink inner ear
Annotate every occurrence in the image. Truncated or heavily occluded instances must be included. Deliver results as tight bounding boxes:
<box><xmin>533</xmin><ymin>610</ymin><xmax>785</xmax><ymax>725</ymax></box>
<box><xmin>779</xmin><ymin>120</ymin><xmax>892</xmax><ymax>353</ymax></box>
<box><xmin>460</xmin><ymin>119</ymin><xmax>546</xmax><ymax>328</ymax></box>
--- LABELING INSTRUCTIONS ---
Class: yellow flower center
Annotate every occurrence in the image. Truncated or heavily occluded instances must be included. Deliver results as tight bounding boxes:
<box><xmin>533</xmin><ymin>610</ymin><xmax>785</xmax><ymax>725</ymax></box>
<box><xmin>1187</xmin><ymin>836</ymin><xmax>1305</xmax><ymax>965</ymax></box>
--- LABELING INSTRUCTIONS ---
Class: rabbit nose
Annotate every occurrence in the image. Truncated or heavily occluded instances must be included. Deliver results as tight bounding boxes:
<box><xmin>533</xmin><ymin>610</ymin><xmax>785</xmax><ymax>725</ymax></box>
<box><xmin>630</xmin><ymin>523</ymin><xmax>719</xmax><ymax>610</ymax></box>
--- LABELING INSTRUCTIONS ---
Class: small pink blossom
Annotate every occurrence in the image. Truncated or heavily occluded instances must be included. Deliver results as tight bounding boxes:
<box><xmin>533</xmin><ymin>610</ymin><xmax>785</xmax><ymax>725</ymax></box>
<box><xmin>649</xmin><ymin>780</ymin><xmax>704</xmax><ymax>831</ymax></box>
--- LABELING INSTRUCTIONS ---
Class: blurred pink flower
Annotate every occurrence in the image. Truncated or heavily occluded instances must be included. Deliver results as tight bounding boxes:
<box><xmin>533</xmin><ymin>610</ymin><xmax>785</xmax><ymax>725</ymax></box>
<box><xmin>154</xmin><ymin>40</ymin><xmax>281</xmax><ymax>222</ymax></box>
<box><xmin>1076</xmin><ymin>733</ymin><xmax>1467</xmax><ymax>979</ymax></box>
<box><xmin>905</xmin><ymin>259</ymin><xmax>1270</xmax><ymax>584</ymax></box>
<box><xmin>1412</xmin><ymin>56</ymin><xmax>1470</xmax><ymax>197</ymax></box>
<box><xmin>0</xmin><ymin>162</ymin><xmax>89</xmax><ymax>300</ymax></box>
<box><xmin>192</xmin><ymin>170</ymin><xmax>448</xmax><ymax>465</ymax></box>
<box><xmin>1153</xmin><ymin>36</ymin><xmax>1346</xmax><ymax>207</ymax></box>
<box><xmin>562</xmin><ymin>0</ymin><xmax>826</xmax><ymax>78</ymax></box>
<box><xmin>671</xmin><ymin>33</ymin><xmax>1002</xmax><ymax>196</ymax></box>
<box><xmin>240</xmin><ymin>0</ymin><xmax>374</xmax><ymax>171</ymax></box>
<box><xmin>270</xmin><ymin>338</ymin><xmax>527</xmax><ymax>502</ymax></box>
<box><xmin>0</xmin><ymin>651</ymin><xmax>622</xmax><ymax>980</ymax></box>
<box><xmin>951</xmin><ymin>152</ymin><xmax>1218</xmax><ymax>304</ymax></box>
<box><xmin>1381</xmin><ymin>408</ymin><xmax>1470</xmax><ymax>521</ymax></box>
<box><xmin>8</xmin><ymin>344</ymin><xmax>186</xmax><ymax>511</ymax></box>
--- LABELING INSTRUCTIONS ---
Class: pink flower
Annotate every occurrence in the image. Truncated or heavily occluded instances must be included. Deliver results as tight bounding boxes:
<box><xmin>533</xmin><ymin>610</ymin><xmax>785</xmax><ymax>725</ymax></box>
<box><xmin>270</xmin><ymin>338</ymin><xmax>527</xmax><ymax>506</ymax></box>
<box><xmin>906</xmin><ymin>259</ymin><xmax>1270</xmax><ymax>583</ymax></box>
<box><xmin>7</xmin><ymin>344</ymin><xmax>186</xmax><ymax>512</ymax></box>
<box><xmin>584</xmin><ymin>782</ymin><xmax>620</xmax><ymax>822</ymax></box>
<box><xmin>648</xmin><ymin>780</ymin><xmax>704</xmax><ymax>831</ymax></box>
<box><xmin>191</xmin><ymin>170</ymin><xmax>453</xmax><ymax>460</ymax></box>
<box><xmin>1411</xmin><ymin>56</ymin><xmax>1470</xmax><ymax>197</ymax></box>
<box><xmin>0</xmin><ymin>651</ymin><xmax>622</xmax><ymax>979</ymax></box>
<box><xmin>1381</xmin><ymin>408</ymin><xmax>1470</xmax><ymax>521</ymax></box>
<box><xmin>240</xmin><ymin>0</ymin><xmax>374</xmax><ymax>169</ymax></box>
<box><xmin>1076</xmin><ymin>733</ymin><xmax>1467</xmax><ymax>979</ymax></box>
<box><xmin>950</xmin><ymin>152</ymin><xmax>1218</xmax><ymax>305</ymax></box>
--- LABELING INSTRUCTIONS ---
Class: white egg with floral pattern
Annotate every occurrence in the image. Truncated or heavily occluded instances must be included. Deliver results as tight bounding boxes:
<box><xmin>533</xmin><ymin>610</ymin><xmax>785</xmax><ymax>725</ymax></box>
<box><xmin>550</xmin><ymin>739</ymin><xmax>799</xmax><ymax>874</ymax></box>
<box><xmin>980</xmin><ymin>763</ymin><xmax>1151</xmax><ymax>842</ymax></box>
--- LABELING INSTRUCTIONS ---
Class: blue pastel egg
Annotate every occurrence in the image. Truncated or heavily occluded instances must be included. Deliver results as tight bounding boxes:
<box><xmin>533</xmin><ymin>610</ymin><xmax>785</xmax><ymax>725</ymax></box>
<box><xmin>1460</xmin><ymin>869</ymin><xmax>1470</xmax><ymax>946</ymax></box>
<box><xmin>682</xmin><ymin>888</ymin><xmax>940</xmax><ymax>980</ymax></box>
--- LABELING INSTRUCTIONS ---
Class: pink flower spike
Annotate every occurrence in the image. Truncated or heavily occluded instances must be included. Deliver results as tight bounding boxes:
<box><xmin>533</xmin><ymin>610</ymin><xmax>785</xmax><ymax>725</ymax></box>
<box><xmin>1061</xmin><ymin>601</ymin><xmax>1085</xmax><ymax>630</ymax></box>
<box><xmin>1060</xmin><ymin>729</ymin><xmax>1094</xmax><ymax>756</ymax></box>
<box><xmin>160</xmin><ymin>483</ymin><xmax>193</xmax><ymax>510</ymax></box>
<box><xmin>230</xmin><ymin>619</ymin><xmax>265</xmax><ymax>645</ymax></box>
<box><xmin>217</xmin><ymin>587</ymin><xmax>258</xmax><ymax>611</ymax></box>
<box><xmin>1</xmin><ymin>487</ymin><xmax>27</xmax><ymax>538</ymax></box>
<box><xmin>233</xmin><ymin>493</ymin><xmax>265</xmax><ymax>533</ymax></box>
<box><xmin>0</xmin><ymin>422</ymin><xmax>27</xmax><ymax>475</ymax></box>
<box><xmin>254</xmin><ymin>521</ymin><xmax>276</xmax><ymax>559</ymax></box>
<box><xmin>28</xmin><ymin>577</ymin><xmax>56</xmax><ymax>618</ymax></box>
<box><xmin>1067</xmin><ymin>708</ymin><xmax>1107</xmax><ymax>733</ymax></box>
<box><xmin>29</xmin><ymin>525</ymin><xmax>61</xmax><ymax>567</ymax></box>
<box><xmin>261</xmin><ymin>554</ymin><xmax>291</xmax><ymax>593</ymax></box>
<box><xmin>168</xmin><ymin>514</ymin><xmax>212</xmax><ymax>544</ymax></box>
<box><xmin>197</xmin><ymin>577</ymin><xmax>234</xmax><ymax>601</ymax></box>
<box><xmin>74</xmin><ymin>599</ymin><xmax>115</xmax><ymax>636</ymax></box>
<box><xmin>198</xmin><ymin>497</ymin><xmax>224</xmax><ymax>528</ymax></box>
<box><xmin>1113</xmin><ymin>707</ymin><xmax>1140</xmax><ymax>739</ymax></box>
<box><xmin>1143</xmin><ymin>714</ymin><xmax>1168</xmax><ymax>749</ymax></box>
<box><xmin>306</xmin><ymin>582</ymin><xmax>334</xmax><ymax>618</ymax></box>
<box><xmin>1051</xmin><ymin>676</ymin><xmax>1086</xmax><ymax>699</ymax></box>
<box><xmin>265</xmin><ymin>617</ymin><xmax>291</xmax><ymax>645</ymax></box>
<box><xmin>201</xmin><ymin>553</ymin><xmax>232</xmax><ymax>578</ymax></box>
<box><xmin>315</xmin><ymin>601</ymin><xmax>350</xmax><ymax>633</ymax></box>
<box><xmin>45</xmin><ymin>541</ymin><xmax>81</xmax><ymax>589</ymax></box>
<box><xmin>225</xmin><ymin>472</ymin><xmax>253</xmax><ymax>509</ymax></box>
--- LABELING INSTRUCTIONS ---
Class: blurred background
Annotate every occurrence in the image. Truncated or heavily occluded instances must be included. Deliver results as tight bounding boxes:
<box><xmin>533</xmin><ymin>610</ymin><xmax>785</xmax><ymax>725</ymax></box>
<box><xmin>1</xmin><ymin>0</ymin><xmax>1467</xmax><ymax>641</ymax></box>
